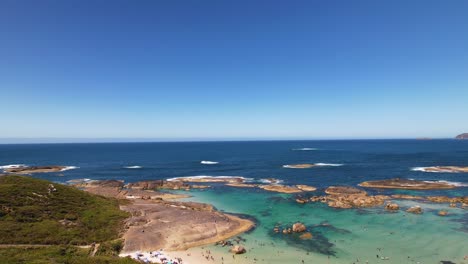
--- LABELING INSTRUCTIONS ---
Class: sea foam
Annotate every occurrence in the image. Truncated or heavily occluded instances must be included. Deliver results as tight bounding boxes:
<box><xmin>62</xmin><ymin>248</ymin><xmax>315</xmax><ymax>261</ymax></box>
<box><xmin>292</xmin><ymin>148</ymin><xmax>318</xmax><ymax>151</ymax></box>
<box><xmin>200</xmin><ymin>161</ymin><xmax>219</xmax><ymax>165</ymax></box>
<box><xmin>60</xmin><ymin>166</ymin><xmax>79</xmax><ymax>171</ymax></box>
<box><xmin>423</xmin><ymin>180</ymin><xmax>468</xmax><ymax>187</ymax></box>
<box><xmin>124</xmin><ymin>166</ymin><xmax>142</xmax><ymax>169</ymax></box>
<box><xmin>0</xmin><ymin>164</ymin><xmax>26</xmax><ymax>169</ymax></box>
<box><xmin>314</xmin><ymin>163</ymin><xmax>343</xmax><ymax>167</ymax></box>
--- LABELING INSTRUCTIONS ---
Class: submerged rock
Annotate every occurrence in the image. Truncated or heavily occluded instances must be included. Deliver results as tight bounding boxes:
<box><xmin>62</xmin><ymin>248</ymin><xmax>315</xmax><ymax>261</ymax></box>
<box><xmin>299</xmin><ymin>232</ymin><xmax>313</xmax><ymax>240</ymax></box>
<box><xmin>438</xmin><ymin>210</ymin><xmax>449</xmax><ymax>216</ymax></box>
<box><xmin>406</xmin><ymin>206</ymin><xmax>423</xmax><ymax>214</ymax></box>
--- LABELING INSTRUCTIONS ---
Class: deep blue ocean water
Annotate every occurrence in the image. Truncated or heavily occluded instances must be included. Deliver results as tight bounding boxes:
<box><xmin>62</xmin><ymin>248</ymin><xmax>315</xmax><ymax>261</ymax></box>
<box><xmin>1</xmin><ymin>140</ymin><xmax>467</xmax><ymax>195</ymax></box>
<box><xmin>1</xmin><ymin>140</ymin><xmax>468</xmax><ymax>263</ymax></box>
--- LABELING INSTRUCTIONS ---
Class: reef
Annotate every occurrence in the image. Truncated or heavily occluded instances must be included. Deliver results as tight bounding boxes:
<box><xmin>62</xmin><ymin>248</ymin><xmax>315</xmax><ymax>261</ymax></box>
<box><xmin>359</xmin><ymin>178</ymin><xmax>457</xmax><ymax>190</ymax></box>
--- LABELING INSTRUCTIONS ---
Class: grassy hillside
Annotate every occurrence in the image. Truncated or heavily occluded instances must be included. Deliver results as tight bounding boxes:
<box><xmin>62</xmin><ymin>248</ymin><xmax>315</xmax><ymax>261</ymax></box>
<box><xmin>0</xmin><ymin>175</ymin><xmax>129</xmax><ymax>245</ymax></box>
<box><xmin>0</xmin><ymin>246</ymin><xmax>138</xmax><ymax>264</ymax></box>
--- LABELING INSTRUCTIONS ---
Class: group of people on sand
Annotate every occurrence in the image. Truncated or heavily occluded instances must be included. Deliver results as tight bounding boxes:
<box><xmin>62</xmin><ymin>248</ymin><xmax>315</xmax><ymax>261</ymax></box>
<box><xmin>130</xmin><ymin>250</ymin><xmax>183</xmax><ymax>264</ymax></box>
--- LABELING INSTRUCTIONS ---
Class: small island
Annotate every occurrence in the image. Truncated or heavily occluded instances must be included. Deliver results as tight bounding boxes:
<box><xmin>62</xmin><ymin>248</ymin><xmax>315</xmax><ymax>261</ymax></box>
<box><xmin>455</xmin><ymin>133</ymin><xmax>468</xmax><ymax>139</ymax></box>
<box><xmin>359</xmin><ymin>178</ymin><xmax>457</xmax><ymax>190</ymax></box>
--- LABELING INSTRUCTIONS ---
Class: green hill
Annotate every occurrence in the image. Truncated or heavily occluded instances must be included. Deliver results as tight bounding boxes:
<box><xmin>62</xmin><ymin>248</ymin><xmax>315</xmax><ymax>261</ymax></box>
<box><xmin>0</xmin><ymin>175</ymin><xmax>138</xmax><ymax>264</ymax></box>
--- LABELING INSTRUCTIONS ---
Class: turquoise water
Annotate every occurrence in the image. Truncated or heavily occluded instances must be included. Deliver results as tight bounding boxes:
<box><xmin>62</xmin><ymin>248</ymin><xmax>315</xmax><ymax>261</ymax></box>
<box><xmin>178</xmin><ymin>187</ymin><xmax>467</xmax><ymax>264</ymax></box>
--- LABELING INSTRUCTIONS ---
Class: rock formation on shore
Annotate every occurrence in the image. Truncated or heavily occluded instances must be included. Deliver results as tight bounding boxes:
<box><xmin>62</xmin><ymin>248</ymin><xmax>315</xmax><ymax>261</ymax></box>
<box><xmin>3</xmin><ymin>165</ymin><xmax>70</xmax><ymax>174</ymax></box>
<box><xmin>120</xmin><ymin>198</ymin><xmax>255</xmax><ymax>252</ymax></box>
<box><xmin>455</xmin><ymin>133</ymin><xmax>468</xmax><ymax>139</ymax></box>
<box><xmin>359</xmin><ymin>178</ymin><xmax>457</xmax><ymax>190</ymax></box>
<box><xmin>72</xmin><ymin>180</ymin><xmax>190</xmax><ymax>200</ymax></box>
<box><xmin>74</xmin><ymin>179</ymin><xmax>255</xmax><ymax>253</ymax></box>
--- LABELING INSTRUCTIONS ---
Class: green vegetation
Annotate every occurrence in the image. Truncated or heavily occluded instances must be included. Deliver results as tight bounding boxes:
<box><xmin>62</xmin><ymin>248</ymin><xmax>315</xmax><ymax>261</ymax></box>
<box><xmin>0</xmin><ymin>175</ymin><xmax>137</xmax><ymax>263</ymax></box>
<box><xmin>0</xmin><ymin>175</ymin><xmax>129</xmax><ymax>245</ymax></box>
<box><xmin>0</xmin><ymin>246</ymin><xmax>138</xmax><ymax>264</ymax></box>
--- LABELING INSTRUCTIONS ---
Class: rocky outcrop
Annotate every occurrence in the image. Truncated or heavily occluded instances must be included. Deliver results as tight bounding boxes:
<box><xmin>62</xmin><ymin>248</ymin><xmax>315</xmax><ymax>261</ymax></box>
<box><xmin>455</xmin><ymin>133</ymin><xmax>468</xmax><ymax>139</ymax></box>
<box><xmin>296</xmin><ymin>185</ymin><xmax>317</xmax><ymax>192</ymax></box>
<box><xmin>359</xmin><ymin>178</ymin><xmax>457</xmax><ymax>190</ymax></box>
<box><xmin>3</xmin><ymin>165</ymin><xmax>69</xmax><ymax>174</ymax></box>
<box><xmin>292</xmin><ymin>222</ymin><xmax>307</xmax><ymax>233</ymax></box>
<box><xmin>308</xmin><ymin>186</ymin><xmax>389</xmax><ymax>209</ymax></box>
<box><xmin>258</xmin><ymin>184</ymin><xmax>316</xmax><ymax>194</ymax></box>
<box><xmin>406</xmin><ymin>206</ymin><xmax>423</xmax><ymax>214</ymax></box>
<box><xmin>230</xmin><ymin>245</ymin><xmax>246</xmax><ymax>254</ymax></box>
<box><xmin>226</xmin><ymin>183</ymin><xmax>258</xmax><ymax>188</ymax></box>
<box><xmin>125</xmin><ymin>180</ymin><xmax>191</xmax><ymax>190</ymax></box>
<box><xmin>385</xmin><ymin>203</ymin><xmax>400</xmax><ymax>211</ymax></box>
<box><xmin>325</xmin><ymin>186</ymin><xmax>367</xmax><ymax>196</ymax></box>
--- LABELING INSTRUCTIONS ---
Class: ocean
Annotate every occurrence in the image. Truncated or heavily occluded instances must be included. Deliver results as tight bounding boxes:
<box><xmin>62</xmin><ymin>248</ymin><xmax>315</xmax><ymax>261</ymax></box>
<box><xmin>1</xmin><ymin>139</ymin><xmax>467</xmax><ymax>263</ymax></box>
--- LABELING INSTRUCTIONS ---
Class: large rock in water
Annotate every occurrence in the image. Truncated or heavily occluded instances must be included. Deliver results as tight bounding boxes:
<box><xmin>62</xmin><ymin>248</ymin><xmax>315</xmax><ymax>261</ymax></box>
<box><xmin>406</xmin><ymin>206</ymin><xmax>423</xmax><ymax>214</ymax></box>
<box><xmin>292</xmin><ymin>222</ymin><xmax>307</xmax><ymax>233</ymax></box>
<box><xmin>455</xmin><ymin>133</ymin><xmax>468</xmax><ymax>139</ymax></box>
<box><xmin>230</xmin><ymin>245</ymin><xmax>246</xmax><ymax>254</ymax></box>
<box><xmin>385</xmin><ymin>203</ymin><xmax>400</xmax><ymax>211</ymax></box>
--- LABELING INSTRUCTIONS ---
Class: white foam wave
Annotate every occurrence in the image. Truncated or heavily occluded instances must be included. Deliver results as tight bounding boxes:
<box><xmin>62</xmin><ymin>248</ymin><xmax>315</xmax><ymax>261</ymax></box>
<box><xmin>167</xmin><ymin>175</ymin><xmax>253</xmax><ymax>182</ymax></box>
<box><xmin>411</xmin><ymin>166</ymin><xmax>467</xmax><ymax>173</ymax></box>
<box><xmin>423</xmin><ymin>180</ymin><xmax>468</xmax><ymax>187</ymax></box>
<box><xmin>314</xmin><ymin>163</ymin><xmax>343</xmax><ymax>167</ymax></box>
<box><xmin>0</xmin><ymin>164</ymin><xmax>26</xmax><ymax>169</ymax></box>
<box><xmin>411</xmin><ymin>167</ymin><xmax>428</xmax><ymax>172</ymax></box>
<box><xmin>67</xmin><ymin>178</ymin><xmax>92</xmax><ymax>183</ymax></box>
<box><xmin>292</xmin><ymin>148</ymin><xmax>318</xmax><ymax>151</ymax></box>
<box><xmin>258</xmin><ymin>178</ymin><xmax>284</xmax><ymax>184</ymax></box>
<box><xmin>200</xmin><ymin>160</ymin><xmax>219</xmax><ymax>165</ymax></box>
<box><xmin>60</xmin><ymin>166</ymin><xmax>79</xmax><ymax>171</ymax></box>
<box><xmin>124</xmin><ymin>166</ymin><xmax>142</xmax><ymax>169</ymax></box>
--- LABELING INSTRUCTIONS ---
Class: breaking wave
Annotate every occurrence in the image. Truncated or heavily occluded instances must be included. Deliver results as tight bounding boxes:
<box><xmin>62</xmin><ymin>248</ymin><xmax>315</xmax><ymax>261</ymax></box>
<box><xmin>258</xmin><ymin>178</ymin><xmax>284</xmax><ymax>184</ymax></box>
<box><xmin>314</xmin><ymin>163</ymin><xmax>343</xmax><ymax>167</ymax></box>
<box><xmin>60</xmin><ymin>166</ymin><xmax>79</xmax><ymax>171</ymax></box>
<box><xmin>292</xmin><ymin>148</ymin><xmax>318</xmax><ymax>151</ymax></box>
<box><xmin>0</xmin><ymin>164</ymin><xmax>26</xmax><ymax>170</ymax></box>
<box><xmin>200</xmin><ymin>161</ymin><xmax>219</xmax><ymax>165</ymax></box>
<box><xmin>124</xmin><ymin>166</ymin><xmax>142</xmax><ymax>169</ymax></box>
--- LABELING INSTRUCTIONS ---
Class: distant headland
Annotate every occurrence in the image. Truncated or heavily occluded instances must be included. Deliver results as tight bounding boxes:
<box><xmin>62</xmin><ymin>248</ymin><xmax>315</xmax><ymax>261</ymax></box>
<box><xmin>455</xmin><ymin>133</ymin><xmax>468</xmax><ymax>139</ymax></box>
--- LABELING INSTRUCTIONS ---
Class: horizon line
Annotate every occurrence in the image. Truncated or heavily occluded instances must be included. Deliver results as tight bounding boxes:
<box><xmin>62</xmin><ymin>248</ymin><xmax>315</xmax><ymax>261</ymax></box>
<box><xmin>0</xmin><ymin>137</ymin><xmax>458</xmax><ymax>145</ymax></box>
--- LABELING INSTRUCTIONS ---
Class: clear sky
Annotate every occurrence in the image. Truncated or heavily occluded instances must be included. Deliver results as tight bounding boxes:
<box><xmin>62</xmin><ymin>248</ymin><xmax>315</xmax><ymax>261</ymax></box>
<box><xmin>1</xmin><ymin>0</ymin><xmax>467</xmax><ymax>142</ymax></box>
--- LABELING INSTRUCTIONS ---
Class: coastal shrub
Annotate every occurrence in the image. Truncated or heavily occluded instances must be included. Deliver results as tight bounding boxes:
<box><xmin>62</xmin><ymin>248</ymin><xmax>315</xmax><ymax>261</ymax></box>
<box><xmin>0</xmin><ymin>175</ymin><xmax>130</xmax><ymax>245</ymax></box>
<box><xmin>0</xmin><ymin>246</ymin><xmax>139</xmax><ymax>264</ymax></box>
<box><xmin>95</xmin><ymin>239</ymin><xmax>125</xmax><ymax>256</ymax></box>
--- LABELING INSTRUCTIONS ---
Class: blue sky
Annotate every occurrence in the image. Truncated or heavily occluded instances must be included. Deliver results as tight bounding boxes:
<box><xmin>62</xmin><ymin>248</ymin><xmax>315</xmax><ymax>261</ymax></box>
<box><xmin>1</xmin><ymin>0</ymin><xmax>467</xmax><ymax>142</ymax></box>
